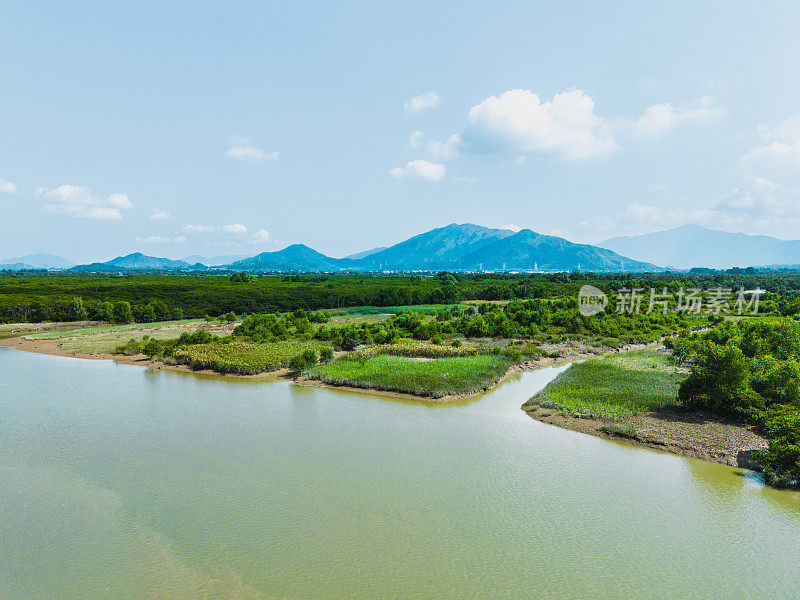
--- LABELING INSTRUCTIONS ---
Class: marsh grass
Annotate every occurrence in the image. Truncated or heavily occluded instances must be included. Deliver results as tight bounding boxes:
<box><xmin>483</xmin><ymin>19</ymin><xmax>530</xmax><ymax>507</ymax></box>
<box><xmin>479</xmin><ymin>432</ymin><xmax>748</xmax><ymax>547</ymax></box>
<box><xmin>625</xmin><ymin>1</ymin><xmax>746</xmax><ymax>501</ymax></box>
<box><xmin>308</xmin><ymin>354</ymin><xmax>512</xmax><ymax>398</ymax></box>
<box><xmin>23</xmin><ymin>320</ymin><xmax>209</xmax><ymax>354</ymax></box>
<box><xmin>24</xmin><ymin>319</ymin><xmax>205</xmax><ymax>341</ymax></box>
<box><xmin>355</xmin><ymin>341</ymin><xmax>480</xmax><ymax>359</ymax></box>
<box><xmin>599</xmin><ymin>423</ymin><xmax>638</xmax><ymax>438</ymax></box>
<box><xmin>526</xmin><ymin>350</ymin><xmax>685</xmax><ymax>418</ymax></box>
<box><xmin>172</xmin><ymin>340</ymin><xmax>324</xmax><ymax>375</ymax></box>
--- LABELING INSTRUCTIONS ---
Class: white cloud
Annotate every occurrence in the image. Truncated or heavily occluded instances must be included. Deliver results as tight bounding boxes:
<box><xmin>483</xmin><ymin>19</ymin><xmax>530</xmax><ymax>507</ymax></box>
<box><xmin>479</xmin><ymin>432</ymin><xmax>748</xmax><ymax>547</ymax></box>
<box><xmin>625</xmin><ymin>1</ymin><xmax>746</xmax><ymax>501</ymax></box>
<box><xmin>0</xmin><ymin>178</ymin><xmax>17</xmax><ymax>194</ymax></box>
<box><xmin>633</xmin><ymin>95</ymin><xmax>726</xmax><ymax>138</ymax></box>
<box><xmin>427</xmin><ymin>134</ymin><xmax>461</xmax><ymax>160</ymax></box>
<box><xmin>251</xmin><ymin>229</ymin><xmax>271</xmax><ymax>243</ymax></box>
<box><xmin>183</xmin><ymin>224</ymin><xmax>217</xmax><ymax>233</ymax></box>
<box><xmin>150</xmin><ymin>208</ymin><xmax>170</xmax><ymax>220</ymax></box>
<box><xmin>462</xmin><ymin>89</ymin><xmax>617</xmax><ymax>160</ymax></box>
<box><xmin>225</xmin><ymin>145</ymin><xmax>279</xmax><ymax>161</ymax></box>
<box><xmin>183</xmin><ymin>223</ymin><xmax>248</xmax><ymax>234</ymax></box>
<box><xmin>568</xmin><ymin>176</ymin><xmax>800</xmax><ymax>242</ymax></box>
<box><xmin>39</xmin><ymin>185</ymin><xmax>132</xmax><ymax>220</ymax></box>
<box><xmin>390</xmin><ymin>160</ymin><xmax>445</xmax><ymax>182</ymax></box>
<box><xmin>502</xmin><ymin>224</ymin><xmax>522</xmax><ymax>232</ymax></box>
<box><xmin>404</xmin><ymin>91</ymin><xmax>440</xmax><ymax>113</ymax></box>
<box><xmin>743</xmin><ymin>116</ymin><xmax>800</xmax><ymax>167</ymax></box>
<box><xmin>134</xmin><ymin>235</ymin><xmax>186</xmax><ymax>244</ymax></box>
<box><xmin>409</xmin><ymin>130</ymin><xmax>423</xmax><ymax>148</ymax></box>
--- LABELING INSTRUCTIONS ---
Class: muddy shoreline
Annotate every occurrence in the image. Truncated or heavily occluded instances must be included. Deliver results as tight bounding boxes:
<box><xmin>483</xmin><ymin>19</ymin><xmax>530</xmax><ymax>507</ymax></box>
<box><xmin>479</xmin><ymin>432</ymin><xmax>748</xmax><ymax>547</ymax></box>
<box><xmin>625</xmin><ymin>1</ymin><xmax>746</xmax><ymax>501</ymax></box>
<box><xmin>523</xmin><ymin>402</ymin><xmax>767</xmax><ymax>469</ymax></box>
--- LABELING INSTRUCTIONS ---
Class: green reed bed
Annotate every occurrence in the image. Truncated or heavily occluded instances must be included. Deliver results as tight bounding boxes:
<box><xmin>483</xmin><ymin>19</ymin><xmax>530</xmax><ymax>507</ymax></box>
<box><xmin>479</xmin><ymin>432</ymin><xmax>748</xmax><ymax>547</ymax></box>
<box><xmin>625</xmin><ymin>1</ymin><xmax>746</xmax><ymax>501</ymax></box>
<box><xmin>526</xmin><ymin>350</ymin><xmax>686</xmax><ymax>418</ymax></box>
<box><xmin>308</xmin><ymin>353</ymin><xmax>512</xmax><ymax>398</ymax></box>
<box><xmin>171</xmin><ymin>340</ymin><xmax>323</xmax><ymax>375</ymax></box>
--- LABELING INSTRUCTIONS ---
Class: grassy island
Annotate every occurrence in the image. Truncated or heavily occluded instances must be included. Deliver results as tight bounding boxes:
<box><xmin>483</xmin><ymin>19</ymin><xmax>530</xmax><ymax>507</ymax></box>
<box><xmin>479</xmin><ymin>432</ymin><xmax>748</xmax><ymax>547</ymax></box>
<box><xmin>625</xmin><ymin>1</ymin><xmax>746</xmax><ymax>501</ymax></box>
<box><xmin>527</xmin><ymin>350</ymin><xmax>686</xmax><ymax>418</ymax></box>
<box><xmin>308</xmin><ymin>354</ymin><xmax>513</xmax><ymax>398</ymax></box>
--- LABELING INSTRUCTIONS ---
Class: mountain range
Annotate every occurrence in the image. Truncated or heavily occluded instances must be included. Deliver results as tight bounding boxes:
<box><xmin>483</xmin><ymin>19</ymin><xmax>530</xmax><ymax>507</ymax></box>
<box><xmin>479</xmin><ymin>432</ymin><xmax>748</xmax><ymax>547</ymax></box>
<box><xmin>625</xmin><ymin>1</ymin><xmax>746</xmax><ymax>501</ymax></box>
<box><xmin>600</xmin><ymin>225</ymin><xmax>800</xmax><ymax>270</ymax></box>
<box><xmin>57</xmin><ymin>223</ymin><xmax>659</xmax><ymax>273</ymax></box>
<box><xmin>9</xmin><ymin>223</ymin><xmax>800</xmax><ymax>274</ymax></box>
<box><xmin>0</xmin><ymin>253</ymin><xmax>74</xmax><ymax>270</ymax></box>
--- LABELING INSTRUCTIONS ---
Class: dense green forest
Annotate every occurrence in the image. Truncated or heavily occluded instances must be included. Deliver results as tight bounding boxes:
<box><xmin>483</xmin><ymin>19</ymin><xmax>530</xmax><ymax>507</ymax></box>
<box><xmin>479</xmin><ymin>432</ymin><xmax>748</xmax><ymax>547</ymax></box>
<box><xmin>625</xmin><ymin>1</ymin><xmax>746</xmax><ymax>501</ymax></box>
<box><xmin>672</xmin><ymin>319</ymin><xmax>800</xmax><ymax>488</ymax></box>
<box><xmin>3</xmin><ymin>270</ymin><xmax>800</xmax><ymax>324</ymax></box>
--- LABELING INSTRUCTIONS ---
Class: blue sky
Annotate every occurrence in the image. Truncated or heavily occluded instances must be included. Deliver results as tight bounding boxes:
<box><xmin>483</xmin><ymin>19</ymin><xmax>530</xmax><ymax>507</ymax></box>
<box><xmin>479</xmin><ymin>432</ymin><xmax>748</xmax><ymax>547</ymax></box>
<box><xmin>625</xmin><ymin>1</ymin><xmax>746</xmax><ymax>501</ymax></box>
<box><xmin>2</xmin><ymin>1</ymin><xmax>800</xmax><ymax>262</ymax></box>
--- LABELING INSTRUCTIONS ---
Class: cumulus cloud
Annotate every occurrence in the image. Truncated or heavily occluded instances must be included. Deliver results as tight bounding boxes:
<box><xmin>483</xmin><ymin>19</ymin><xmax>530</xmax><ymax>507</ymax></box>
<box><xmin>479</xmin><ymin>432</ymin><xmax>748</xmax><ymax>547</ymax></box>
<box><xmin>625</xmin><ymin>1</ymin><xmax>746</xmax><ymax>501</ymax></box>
<box><xmin>225</xmin><ymin>146</ymin><xmax>279</xmax><ymax>161</ymax></box>
<box><xmin>0</xmin><ymin>178</ymin><xmax>16</xmax><ymax>194</ymax></box>
<box><xmin>404</xmin><ymin>91</ymin><xmax>440</xmax><ymax>113</ymax></box>
<box><xmin>390</xmin><ymin>160</ymin><xmax>445</xmax><ymax>182</ymax></box>
<box><xmin>134</xmin><ymin>235</ymin><xmax>186</xmax><ymax>244</ymax></box>
<box><xmin>251</xmin><ymin>229</ymin><xmax>271</xmax><ymax>243</ymax></box>
<box><xmin>567</xmin><ymin>176</ymin><xmax>800</xmax><ymax>242</ymax></box>
<box><xmin>461</xmin><ymin>89</ymin><xmax>617</xmax><ymax>160</ymax></box>
<box><xmin>225</xmin><ymin>136</ymin><xmax>278</xmax><ymax>161</ymax></box>
<box><xmin>633</xmin><ymin>95</ymin><xmax>726</xmax><ymax>138</ymax></box>
<box><xmin>39</xmin><ymin>185</ymin><xmax>132</xmax><ymax>220</ymax></box>
<box><xmin>183</xmin><ymin>224</ymin><xmax>217</xmax><ymax>233</ymax></box>
<box><xmin>150</xmin><ymin>208</ymin><xmax>170</xmax><ymax>220</ymax></box>
<box><xmin>743</xmin><ymin>116</ymin><xmax>800</xmax><ymax>167</ymax></box>
<box><xmin>183</xmin><ymin>223</ymin><xmax>248</xmax><ymax>234</ymax></box>
<box><xmin>502</xmin><ymin>224</ymin><xmax>522</xmax><ymax>232</ymax></box>
<box><xmin>427</xmin><ymin>134</ymin><xmax>461</xmax><ymax>160</ymax></box>
<box><xmin>408</xmin><ymin>130</ymin><xmax>423</xmax><ymax>148</ymax></box>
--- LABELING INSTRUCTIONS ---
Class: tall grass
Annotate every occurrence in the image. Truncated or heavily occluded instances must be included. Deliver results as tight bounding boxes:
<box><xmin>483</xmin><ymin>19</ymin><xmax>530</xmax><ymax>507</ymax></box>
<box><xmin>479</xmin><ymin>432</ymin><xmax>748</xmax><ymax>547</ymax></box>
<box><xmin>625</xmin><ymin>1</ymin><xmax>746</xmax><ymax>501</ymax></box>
<box><xmin>526</xmin><ymin>350</ymin><xmax>686</xmax><ymax>418</ymax></box>
<box><xmin>357</xmin><ymin>341</ymin><xmax>479</xmax><ymax>359</ymax></box>
<box><xmin>171</xmin><ymin>340</ymin><xmax>323</xmax><ymax>375</ymax></box>
<box><xmin>308</xmin><ymin>354</ymin><xmax>512</xmax><ymax>398</ymax></box>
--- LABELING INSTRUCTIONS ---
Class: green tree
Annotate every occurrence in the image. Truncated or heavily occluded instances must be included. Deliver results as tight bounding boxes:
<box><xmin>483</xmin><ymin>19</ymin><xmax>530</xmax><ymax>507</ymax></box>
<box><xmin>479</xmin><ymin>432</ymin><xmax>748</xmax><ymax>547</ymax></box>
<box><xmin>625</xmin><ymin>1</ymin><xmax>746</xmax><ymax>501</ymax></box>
<box><xmin>754</xmin><ymin>404</ymin><xmax>800</xmax><ymax>488</ymax></box>
<box><xmin>113</xmin><ymin>301</ymin><xmax>134</xmax><ymax>324</ymax></box>
<box><xmin>69</xmin><ymin>297</ymin><xmax>88</xmax><ymax>321</ymax></box>
<box><xmin>96</xmin><ymin>301</ymin><xmax>115</xmax><ymax>322</ymax></box>
<box><xmin>678</xmin><ymin>344</ymin><xmax>762</xmax><ymax>418</ymax></box>
<box><xmin>138</xmin><ymin>304</ymin><xmax>157</xmax><ymax>323</ymax></box>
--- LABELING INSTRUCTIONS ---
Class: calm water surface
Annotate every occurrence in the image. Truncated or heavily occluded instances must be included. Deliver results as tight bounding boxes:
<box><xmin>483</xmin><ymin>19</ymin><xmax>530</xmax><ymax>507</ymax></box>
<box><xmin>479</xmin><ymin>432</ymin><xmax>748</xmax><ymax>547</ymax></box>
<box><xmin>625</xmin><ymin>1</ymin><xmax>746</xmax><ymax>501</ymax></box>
<box><xmin>1</xmin><ymin>347</ymin><xmax>799</xmax><ymax>599</ymax></box>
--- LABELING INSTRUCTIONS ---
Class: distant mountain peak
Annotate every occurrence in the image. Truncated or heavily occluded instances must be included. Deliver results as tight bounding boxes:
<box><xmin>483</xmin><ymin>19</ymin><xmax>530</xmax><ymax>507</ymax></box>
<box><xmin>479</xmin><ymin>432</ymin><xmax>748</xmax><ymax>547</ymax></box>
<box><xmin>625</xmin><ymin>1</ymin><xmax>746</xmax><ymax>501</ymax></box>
<box><xmin>600</xmin><ymin>225</ymin><xmax>800</xmax><ymax>269</ymax></box>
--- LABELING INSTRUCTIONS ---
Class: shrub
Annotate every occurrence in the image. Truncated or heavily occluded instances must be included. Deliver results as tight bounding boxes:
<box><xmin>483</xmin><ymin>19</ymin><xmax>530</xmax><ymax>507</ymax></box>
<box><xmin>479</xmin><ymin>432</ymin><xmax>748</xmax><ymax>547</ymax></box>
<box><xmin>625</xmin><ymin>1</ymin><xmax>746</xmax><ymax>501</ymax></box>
<box><xmin>599</xmin><ymin>423</ymin><xmax>638</xmax><ymax>438</ymax></box>
<box><xmin>142</xmin><ymin>338</ymin><xmax>162</xmax><ymax>357</ymax></box>
<box><xmin>678</xmin><ymin>344</ymin><xmax>762</xmax><ymax>418</ymax></box>
<box><xmin>113</xmin><ymin>301</ymin><xmax>133</xmax><ymax>324</ymax></box>
<box><xmin>753</xmin><ymin>404</ymin><xmax>800</xmax><ymax>488</ymax></box>
<box><xmin>289</xmin><ymin>349</ymin><xmax>318</xmax><ymax>372</ymax></box>
<box><xmin>114</xmin><ymin>337</ymin><xmax>142</xmax><ymax>355</ymax></box>
<box><xmin>320</xmin><ymin>347</ymin><xmax>334</xmax><ymax>363</ymax></box>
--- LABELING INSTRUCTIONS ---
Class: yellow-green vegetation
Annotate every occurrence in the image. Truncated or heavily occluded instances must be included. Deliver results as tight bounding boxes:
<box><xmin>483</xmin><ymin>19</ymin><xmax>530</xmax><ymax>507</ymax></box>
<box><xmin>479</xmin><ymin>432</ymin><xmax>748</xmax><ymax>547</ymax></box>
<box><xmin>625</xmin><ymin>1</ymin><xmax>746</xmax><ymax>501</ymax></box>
<box><xmin>330</xmin><ymin>304</ymin><xmax>467</xmax><ymax>318</ymax></box>
<box><xmin>24</xmin><ymin>320</ymin><xmax>207</xmax><ymax>354</ymax></box>
<box><xmin>308</xmin><ymin>354</ymin><xmax>513</xmax><ymax>398</ymax></box>
<box><xmin>526</xmin><ymin>350</ymin><xmax>686</xmax><ymax>418</ymax></box>
<box><xmin>357</xmin><ymin>341</ymin><xmax>479</xmax><ymax>358</ymax></box>
<box><xmin>171</xmin><ymin>340</ymin><xmax>325</xmax><ymax>375</ymax></box>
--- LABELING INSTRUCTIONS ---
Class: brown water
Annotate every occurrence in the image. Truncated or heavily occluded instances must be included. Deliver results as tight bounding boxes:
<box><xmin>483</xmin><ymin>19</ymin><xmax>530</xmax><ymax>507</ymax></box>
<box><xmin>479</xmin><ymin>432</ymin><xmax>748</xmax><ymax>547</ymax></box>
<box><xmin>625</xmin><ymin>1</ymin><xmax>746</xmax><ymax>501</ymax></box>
<box><xmin>1</xmin><ymin>346</ymin><xmax>799</xmax><ymax>599</ymax></box>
